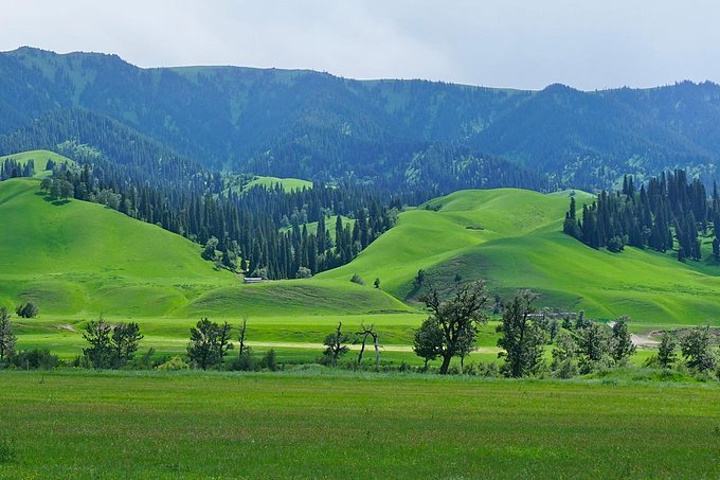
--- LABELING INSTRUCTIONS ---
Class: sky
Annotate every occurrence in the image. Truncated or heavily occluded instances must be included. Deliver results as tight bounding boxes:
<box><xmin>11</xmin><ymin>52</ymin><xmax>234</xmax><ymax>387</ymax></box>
<box><xmin>1</xmin><ymin>0</ymin><xmax>718</xmax><ymax>90</ymax></box>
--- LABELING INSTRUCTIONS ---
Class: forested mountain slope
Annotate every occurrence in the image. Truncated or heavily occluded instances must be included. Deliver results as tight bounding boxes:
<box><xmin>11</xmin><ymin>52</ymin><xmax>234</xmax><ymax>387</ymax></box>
<box><xmin>2</xmin><ymin>47</ymin><xmax>720</xmax><ymax>189</ymax></box>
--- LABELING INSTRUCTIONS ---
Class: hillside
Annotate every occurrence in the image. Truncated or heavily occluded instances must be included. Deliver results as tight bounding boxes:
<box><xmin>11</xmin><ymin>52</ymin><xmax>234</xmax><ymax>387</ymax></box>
<box><xmin>319</xmin><ymin>188</ymin><xmax>720</xmax><ymax>326</ymax></box>
<box><xmin>1</xmin><ymin>47</ymin><xmax>720</xmax><ymax>189</ymax></box>
<box><xmin>244</xmin><ymin>176</ymin><xmax>312</xmax><ymax>192</ymax></box>
<box><xmin>0</xmin><ymin>149</ymin><xmax>73</xmax><ymax>174</ymax></box>
<box><xmin>0</xmin><ymin>177</ymin><xmax>405</xmax><ymax>319</ymax></box>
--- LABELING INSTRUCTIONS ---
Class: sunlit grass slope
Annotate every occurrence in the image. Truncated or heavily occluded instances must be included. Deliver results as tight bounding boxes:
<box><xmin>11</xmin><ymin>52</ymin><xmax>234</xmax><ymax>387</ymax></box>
<box><xmin>0</xmin><ymin>149</ymin><xmax>73</xmax><ymax>175</ymax></box>
<box><xmin>0</xmin><ymin>177</ymin><xmax>404</xmax><ymax>321</ymax></box>
<box><xmin>319</xmin><ymin>188</ymin><xmax>720</xmax><ymax>325</ymax></box>
<box><xmin>244</xmin><ymin>175</ymin><xmax>312</xmax><ymax>192</ymax></box>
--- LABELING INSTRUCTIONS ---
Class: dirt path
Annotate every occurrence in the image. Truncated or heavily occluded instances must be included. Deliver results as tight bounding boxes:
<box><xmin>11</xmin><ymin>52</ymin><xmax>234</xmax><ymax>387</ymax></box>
<box><xmin>607</xmin><ymin>321</ymin><xmax>658</xmax><ymax>348</ymax></box>
<box><xmin>631</xmin><ymin>333</ymin><xmax>659</xmax><ymax>347</ymax></box>
<box><xmin>245</xmin><ymin>341</ymin><xmax>500</xmax><ymax>354</ymax></box>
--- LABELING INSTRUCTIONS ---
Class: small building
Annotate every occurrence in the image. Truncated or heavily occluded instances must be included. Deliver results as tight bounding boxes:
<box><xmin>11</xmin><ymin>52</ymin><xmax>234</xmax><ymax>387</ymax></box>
<box><xmin>243</xmin><ymin>277</ymin><xmax>264</xmax><ymax>284</ymax></box>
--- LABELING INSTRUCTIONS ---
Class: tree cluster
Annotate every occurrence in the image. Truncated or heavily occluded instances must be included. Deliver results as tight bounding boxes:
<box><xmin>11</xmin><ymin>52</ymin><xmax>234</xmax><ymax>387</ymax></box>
<box><xmin>82</xmin><ymin>319</ymin><xmax>144</xmax><ymax>369</ymax></box>
<box><xmin>0</xmin><ymin>158</ymin><xmax>34</xmax><ymax>179</ymax></box>
<box><xmin>565</xmin><ymin>171</ymin><xmax>716</xmax><ymax>261</ymax></box>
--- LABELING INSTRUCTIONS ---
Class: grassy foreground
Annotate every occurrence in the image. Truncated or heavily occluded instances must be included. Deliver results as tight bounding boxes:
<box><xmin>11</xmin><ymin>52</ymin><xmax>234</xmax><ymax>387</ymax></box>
<box><xmin>1</xmin><ymin>369</ymin><xmax>719</xmax><ymax>479</ymax></box>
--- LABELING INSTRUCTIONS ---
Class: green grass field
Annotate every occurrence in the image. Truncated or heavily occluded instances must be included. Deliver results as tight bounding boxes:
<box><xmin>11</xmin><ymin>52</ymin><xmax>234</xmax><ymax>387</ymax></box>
<box><xmin>4</xmin><ymin>168</ymin><xmax>720</xmax><ymax>363</ymax></box>
<box><xmin>244</xmin><ymin>175</ymin><xmax>312</xmax><ymax>192</ymax></box>
<box><xmin>0</xmin><ymin>176</ymin><xmax>422</xmax><ymax>360</ymax></box>
<box><xmin>320</xmin><ymin>188</ymin><xmax>720</xmax><ymax>326</ymax></box>
<box><xmin>1</xmin><ymin>369</ymin><xmax>718</xmax><ymax>479</ymax></box>
<box><xmin>0</xmin><ymin>149</ymin><xmax>73</xmax><ymax>176</ymax></box>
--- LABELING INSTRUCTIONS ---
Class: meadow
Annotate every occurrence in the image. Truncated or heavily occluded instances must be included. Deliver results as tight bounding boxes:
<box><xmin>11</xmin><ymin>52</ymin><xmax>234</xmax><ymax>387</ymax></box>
<box><xmin>320</xmin><ymin>189</ymin><xmax>720</xmax><ymax>326</ymax></box>
<box><xmin>3</xmin><ymin>161</ymin><xmax>720</xmax><ymax>366</ymax></box>
<box><xmin>1</xmin><ymin>369</ymin><xmax>719</xmax><ymax>479</ymax></box>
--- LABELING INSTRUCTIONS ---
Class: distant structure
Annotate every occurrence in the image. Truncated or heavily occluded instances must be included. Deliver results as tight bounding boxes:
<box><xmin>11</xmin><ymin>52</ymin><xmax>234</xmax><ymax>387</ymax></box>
<box><xmin>243</xmin><ymin>277</ymin><xmax>264</xmax><ymax>284</ymax></box>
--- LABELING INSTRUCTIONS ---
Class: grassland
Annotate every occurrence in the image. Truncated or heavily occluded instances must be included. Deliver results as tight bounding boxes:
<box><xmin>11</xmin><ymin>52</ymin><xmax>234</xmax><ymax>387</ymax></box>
<box><xmin>0</xmin><ymin>369</ymin><xmax>718</xmax><ymax>479</ymax></box>
<box><xmin>4</xmin><ymin>172</ymin><xmax>720</xmax><ymax>363</ymax></box>
<box><xmin>244</xmin><ymin>175</ymin><xmax>312</xmax><ymax>192</ymax></box>
<box><xmin>319</xmin><ymin>189</ymin><xmax>720</xmax><ymax>326</ymax></box>
<box><xmin>0</xmin><ymin>176</ymin><xmax>422</xmax><ymax>361</ymax></box>
<box><xmin>0</xmin><ymin>149</ymin><xmax>73</xmax><ymax>175</ymax></box>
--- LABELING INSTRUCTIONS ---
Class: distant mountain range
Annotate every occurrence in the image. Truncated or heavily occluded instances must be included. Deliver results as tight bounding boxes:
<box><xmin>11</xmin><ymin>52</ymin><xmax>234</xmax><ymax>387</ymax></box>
<box><xmin>2</xmin><ymin>46</ymin><xmax>720</xmax><ymax>191</ymax></box>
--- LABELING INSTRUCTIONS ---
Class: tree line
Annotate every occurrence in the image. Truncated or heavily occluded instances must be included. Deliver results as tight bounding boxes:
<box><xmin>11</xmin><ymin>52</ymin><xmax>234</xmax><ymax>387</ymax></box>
<box><xmin>0</xmin><ymin>158</ymin><xmax>35</xmax><ymax>180</ymax></box>
<box><xmin>564</xmin><ymin>170</ymin><xmax>718</xmax><ymax>261</ymax></box>
<box><xmin>36</xmin><ymin>158</ymin><xmax>395</xmax><ymax>279</ymax></box>
<box><xmin>1</xmin><ymin>297</ymin><xmax>717</xmax><ymax>379</ymax></box>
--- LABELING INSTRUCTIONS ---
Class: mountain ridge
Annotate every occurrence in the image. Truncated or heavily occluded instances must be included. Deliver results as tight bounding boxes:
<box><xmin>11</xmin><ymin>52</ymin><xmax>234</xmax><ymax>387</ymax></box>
<box><xmin>2</xmin><ymin>46</ymin><xmax>720</xmax><ymax>190</ymax></box>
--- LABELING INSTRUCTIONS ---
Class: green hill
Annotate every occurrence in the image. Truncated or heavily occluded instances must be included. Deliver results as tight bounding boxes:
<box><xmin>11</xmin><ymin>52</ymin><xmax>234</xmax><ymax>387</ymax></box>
<box><xmin>0</xmin><ymin>177</ymin><xmax>403</xmax><ymax>320</ymax></box>
<box><xmin>319</xmin><ymin>188</ymin><xmax>720</xmax><ymax>326</ymax></box>
<box><xmin>0</xmin><ymin>149</ymin><xmax>73</xmax><ymax>176</ymax></box>
<box><xmin>244</xmin><ymin>176</ymin><xmax>312</xmax><ymax>192</ymax></box>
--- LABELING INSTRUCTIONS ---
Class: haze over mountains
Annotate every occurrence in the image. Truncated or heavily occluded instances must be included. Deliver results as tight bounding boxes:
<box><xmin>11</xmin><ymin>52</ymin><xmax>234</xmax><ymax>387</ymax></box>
<box><xmin>2</xmin><ymin>46</ymin><xmax>720</xmax><ymax>191</ymax></box>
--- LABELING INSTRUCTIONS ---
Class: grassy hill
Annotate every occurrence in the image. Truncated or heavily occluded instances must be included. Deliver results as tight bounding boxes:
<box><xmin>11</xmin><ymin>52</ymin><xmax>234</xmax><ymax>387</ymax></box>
<box><xmin>244</xmin><ymin>175</ymin><xmax>312</xmax><ymax>192</ymax></box>
<box><xmin>5</xmin><ymin>176</ymin><xmax>720</xmax><ymax>360</ymax></box>
<box><xmin>0</xmin><ymin>177</ymin><xmax>403</xmax><ymax>322</ymax></box>
<box><xmin>319</xmin><ymin>188</ymin><xmax>720</xmax><ymax>326</ymax></box>
<box><xmin>0</xmin><ymin>149</ymin><xmax>73</xmax><ymax>176</ymax></box>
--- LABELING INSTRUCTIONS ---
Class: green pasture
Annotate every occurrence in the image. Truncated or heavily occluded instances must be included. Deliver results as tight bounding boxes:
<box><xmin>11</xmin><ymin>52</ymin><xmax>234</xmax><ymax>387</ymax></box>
<box><xmin>0</xmin><ymin>149</ymin><xmax>73</xmax><ymax>175</ymax></box>
<box><xmin>320</xmin><ymin>188</ymin><xmax>720</xmax><ymax>325</ymax></box>
<box><xmin>0</xmin><ymin>369</ymin><xmax>718</xmax><ymax>479</ymax></box>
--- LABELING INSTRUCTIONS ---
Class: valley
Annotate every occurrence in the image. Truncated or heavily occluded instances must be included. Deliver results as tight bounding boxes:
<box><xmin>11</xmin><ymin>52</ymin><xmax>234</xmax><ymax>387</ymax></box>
<box><xmin>3</xmin><ymin>160</ymin><xmax>720</xmax><ymax>369</ymax></box>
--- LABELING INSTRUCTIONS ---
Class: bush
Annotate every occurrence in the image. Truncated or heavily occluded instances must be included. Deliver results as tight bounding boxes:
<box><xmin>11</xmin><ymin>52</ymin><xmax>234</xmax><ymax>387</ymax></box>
<box><xmin>15</xmin><ymin>302</ymin><xmax>39</xmax><ymax>318</ymax></box>
<box><xmin>12</xmin><ymin>349</ymin><xmax>59</xmax><ymax>370</ymax></box>
<box><xmin>0</xmin><ymin>440</ymin><xmax>15</xmax><ymax>464</ymax></box>
<box><xmin>553</xmin><ymin>358</ymin><xmax>578</xmax><ymax>379</ymax></box>
<box><xmin>463</xmin><ymin>362</ymin><xmax>500</xmax><ymax>377</ymax></box>
<box><xmin>260</xmin><ymin>349</ymin><xmax>278</xmax><ymax>371</ymax></box>
<box><xmin>296</xmin><ymin>267</ymin><xmax>312</xmax><ymax>279</ymax></box>
<box><xmin>607</xmin><ymin>235</ymin><xmax>625</xmax><ymax>253</ymax></box>
<box><xmin>229</xmin><ymin>350</ymin><xmax>255</xmax><ymax>371</ymax></box>
<box><xmin>350</xmin><ymin>274</ymin><xmax>365</xmax><ymax>285</ymax></box>
<box><xmin>127</xmin><ymin>348</ymin><xmax>157</xmax><ymax>370</ymax></box>
<box><xmin>156</xmin><ymin>356</ymin><xmax>189</xmax><ymax>371</ymax></box>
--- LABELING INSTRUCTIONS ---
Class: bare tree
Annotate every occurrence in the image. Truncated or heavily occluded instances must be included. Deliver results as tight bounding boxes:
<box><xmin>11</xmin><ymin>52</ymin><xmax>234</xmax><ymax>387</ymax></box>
<box><xmin>355</xmin><ymin>323</ymin><xmax>380</xmax><ymax>369</ymax></box>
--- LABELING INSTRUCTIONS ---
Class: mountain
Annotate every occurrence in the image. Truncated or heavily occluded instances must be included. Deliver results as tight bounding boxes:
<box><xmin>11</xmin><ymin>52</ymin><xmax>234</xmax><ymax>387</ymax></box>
<box><xmin>319</xmin><ymin>188</ymin><xmax>720</xmax><ymax>325</ymax></box>
<box><xmin>2</xmin><ymin>47</ymin><xmax>720</xmax><ymax>190</ymax></box>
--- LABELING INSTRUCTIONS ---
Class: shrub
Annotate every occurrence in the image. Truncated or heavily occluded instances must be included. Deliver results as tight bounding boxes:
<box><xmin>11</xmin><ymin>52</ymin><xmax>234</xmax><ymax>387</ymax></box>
<box><xmin>156</xmin><ymin>356</ymin><xmax>189</xmax><ymax>371</ymax></box>
<box><xmin>350</xmin><ymin>273</ymin><xmax>365</xmax><ymax>285</ymax></box>
<box><xmin>463</xmin><ymin>362</ymin><xmax>500</xmax><ymax>377</ymax></box>
<box><xmin>12</xmin><ymin>349</ymin><xmax>59</xmax><ymax>370</ymax></box>
<box><xmin>15</xmin><ymin>302</ymin><xmax>39</xmax><ymax>318</ymax></box>
<box><xmin>0</xmin><ymin>440</ymin><xmax>15</xmax><ymax>464</ymax></box>
<box><xmin>229</xmin><ymin>350</ymin><xmax>255</xmax><ymax>371</ymax></box>
<box><xmin>260</xmin><ymin>349</ymin><xmax>278</xmax><ymax>371</ymax></box>
<box><xmin>127</xmin><ymin>348</ymin><xmax>157</xmax><ymax>370</ymax></box>
<box><xmin>607</xmin><ymin>235</ymin><xmax>625</xmax><ymax>252</ymax></box>
<box><xmin>296</xmin><ymin>267</ymin><xmax>312</xmax><ymax>279</ymax></box>
<box><xmin>553</xmin><ymin>358</ymin><xmax>578</xmax><ymax>379</ymax></box>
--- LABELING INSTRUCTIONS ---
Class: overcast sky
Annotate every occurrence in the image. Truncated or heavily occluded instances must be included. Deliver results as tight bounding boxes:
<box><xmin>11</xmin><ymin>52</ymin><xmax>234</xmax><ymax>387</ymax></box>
<box><xmin>1</xmin><ymin>0</ymin><xmax>718</xmax><ymax>90</ymax></box>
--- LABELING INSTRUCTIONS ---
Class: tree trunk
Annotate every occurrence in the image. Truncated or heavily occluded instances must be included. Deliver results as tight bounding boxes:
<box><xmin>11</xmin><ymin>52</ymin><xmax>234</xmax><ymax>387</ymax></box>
<box><xmin>439</xmin><ymin>354</ymin><xmax>452</xmax><ymax>374</ymax></box>
<box><xmin>357</xmin><ymin>334</ymin><xmax>367</xmax><ymax>366</ymax></box>
<box><xmin>373</xmin><ymin>334</ymin><xmax>380</xmax><ymax>370</ymax></box>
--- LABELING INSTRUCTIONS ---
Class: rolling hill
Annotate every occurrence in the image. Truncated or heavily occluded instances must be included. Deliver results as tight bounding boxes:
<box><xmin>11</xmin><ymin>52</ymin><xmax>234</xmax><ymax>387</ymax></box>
<box><xmin>0</xmin><ymin>177</ymin><xmax>405</xmax><ymax>320</ymax></box>
<box><xmin>319</xmin><ymin>189</ymin><xmax>720</xmax><ymax>326</ymax></box>
<box><xmin>0</xmin><ymin>149</ymin><xmax>72</xmax><ymax>174</ymax></box>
